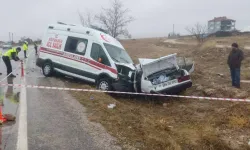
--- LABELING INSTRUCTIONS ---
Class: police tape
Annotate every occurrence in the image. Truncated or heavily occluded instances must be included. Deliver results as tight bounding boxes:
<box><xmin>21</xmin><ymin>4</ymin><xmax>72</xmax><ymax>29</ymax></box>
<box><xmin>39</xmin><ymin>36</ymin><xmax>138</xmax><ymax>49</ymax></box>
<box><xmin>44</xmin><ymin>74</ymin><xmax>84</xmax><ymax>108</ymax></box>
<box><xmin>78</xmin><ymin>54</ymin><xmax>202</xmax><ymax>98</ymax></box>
<box><xmin>0</xmin><ymin>63</ymin><xmax>22</xmax><ymax>83</ymax></box>
<box><xmin>0</xmin><ymin>83</ymin><xmax>250</xmax><ymax>103</ymax></box>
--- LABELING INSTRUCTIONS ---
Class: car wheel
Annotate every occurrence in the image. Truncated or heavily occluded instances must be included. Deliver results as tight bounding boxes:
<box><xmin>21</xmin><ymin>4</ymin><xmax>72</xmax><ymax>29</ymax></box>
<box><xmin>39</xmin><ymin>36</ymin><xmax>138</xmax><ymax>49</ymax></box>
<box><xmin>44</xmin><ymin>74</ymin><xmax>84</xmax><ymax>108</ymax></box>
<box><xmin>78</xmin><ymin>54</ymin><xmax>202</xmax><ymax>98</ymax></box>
<box><xmin>42</xmin><ymin>62</ymin><xmax>53</xmax><ymax>77</ymax></box>
<box><xmin>97</xmin><ymin>78</ymin><xmax>112</xmax><ymax>91</ymax></box>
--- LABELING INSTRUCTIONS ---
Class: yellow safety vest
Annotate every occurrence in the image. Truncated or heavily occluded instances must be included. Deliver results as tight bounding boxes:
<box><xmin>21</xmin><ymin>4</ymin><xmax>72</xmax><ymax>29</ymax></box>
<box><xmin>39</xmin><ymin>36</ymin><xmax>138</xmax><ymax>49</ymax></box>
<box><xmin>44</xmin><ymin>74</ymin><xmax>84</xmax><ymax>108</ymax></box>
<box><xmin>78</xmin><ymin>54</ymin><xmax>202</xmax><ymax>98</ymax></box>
<box><xmin>3</xmin><ymin>48</ymin><xmax>17</xmax><ymax>60</ymax></box>
<box><xmin>23</xmin><ymin>44</ymin><xmax>28</xmax><ymax>51</ymax></box>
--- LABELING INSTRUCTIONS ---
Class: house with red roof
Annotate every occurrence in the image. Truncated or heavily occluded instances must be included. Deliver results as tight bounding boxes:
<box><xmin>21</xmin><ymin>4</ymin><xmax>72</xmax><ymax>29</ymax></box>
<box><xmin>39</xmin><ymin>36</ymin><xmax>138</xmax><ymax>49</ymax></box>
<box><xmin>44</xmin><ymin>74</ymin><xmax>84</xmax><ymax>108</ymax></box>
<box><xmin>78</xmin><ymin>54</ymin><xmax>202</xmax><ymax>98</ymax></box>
<box><xmin>208</xmin><ymin>16</ymin><xmax>236</xmax><ymax>34</ymax></box>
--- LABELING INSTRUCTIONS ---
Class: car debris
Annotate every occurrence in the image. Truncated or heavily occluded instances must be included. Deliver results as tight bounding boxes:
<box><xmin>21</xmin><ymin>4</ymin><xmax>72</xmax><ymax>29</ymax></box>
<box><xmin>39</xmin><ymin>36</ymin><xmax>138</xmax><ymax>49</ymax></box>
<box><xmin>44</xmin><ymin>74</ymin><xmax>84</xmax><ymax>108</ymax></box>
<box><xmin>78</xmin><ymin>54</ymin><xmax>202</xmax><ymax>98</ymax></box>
<box><xmin>107</xmin><ymin>103</ymin><xmax>116</xmax><ymax>109</ymax></box>
<box><xmin>163</xmin><ymin>103</ymin><xmax>168</xmax><ymax>107</ymax></box>
<box><xmin>217</xmin><ymin>73</ymin><xmax>224</xmax><ymax>77</ymax></box>
<box><xmin>2</xmin><ymin>42</ymin><xmax>12</xmax><ymax>50</ymax></box>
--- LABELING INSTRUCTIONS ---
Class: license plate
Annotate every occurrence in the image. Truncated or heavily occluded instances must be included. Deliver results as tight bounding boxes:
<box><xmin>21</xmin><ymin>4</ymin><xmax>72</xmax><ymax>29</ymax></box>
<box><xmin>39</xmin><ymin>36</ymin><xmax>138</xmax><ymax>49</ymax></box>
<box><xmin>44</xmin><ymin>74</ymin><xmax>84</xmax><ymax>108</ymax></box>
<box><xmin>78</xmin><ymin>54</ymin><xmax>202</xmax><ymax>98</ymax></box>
<box><xmin>161</xmin><ymin>79</ymin><xmax>178</xmax><ymax>87</ymax></box>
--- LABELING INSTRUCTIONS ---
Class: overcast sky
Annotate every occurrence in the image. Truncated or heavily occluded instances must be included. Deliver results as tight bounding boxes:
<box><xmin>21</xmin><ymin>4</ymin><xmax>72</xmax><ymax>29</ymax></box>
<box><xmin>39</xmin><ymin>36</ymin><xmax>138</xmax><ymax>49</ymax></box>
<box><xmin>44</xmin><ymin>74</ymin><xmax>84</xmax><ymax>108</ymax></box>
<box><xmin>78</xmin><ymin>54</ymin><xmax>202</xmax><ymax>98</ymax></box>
<box><xmin>1</xmin><ymin>0</ymin><xmax>250</xmax><ymax>41</ymax></box>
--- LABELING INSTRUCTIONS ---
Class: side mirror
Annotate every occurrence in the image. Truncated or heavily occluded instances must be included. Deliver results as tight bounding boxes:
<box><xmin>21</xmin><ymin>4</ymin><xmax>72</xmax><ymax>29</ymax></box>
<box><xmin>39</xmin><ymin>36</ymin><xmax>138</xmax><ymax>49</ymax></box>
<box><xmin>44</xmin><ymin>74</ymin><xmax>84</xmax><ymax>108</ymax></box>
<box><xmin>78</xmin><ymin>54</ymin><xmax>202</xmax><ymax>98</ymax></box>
<box><xmin>98</xmin><ymin>57</ymin><xmax>102</xmax><ymax>63</ymax></box>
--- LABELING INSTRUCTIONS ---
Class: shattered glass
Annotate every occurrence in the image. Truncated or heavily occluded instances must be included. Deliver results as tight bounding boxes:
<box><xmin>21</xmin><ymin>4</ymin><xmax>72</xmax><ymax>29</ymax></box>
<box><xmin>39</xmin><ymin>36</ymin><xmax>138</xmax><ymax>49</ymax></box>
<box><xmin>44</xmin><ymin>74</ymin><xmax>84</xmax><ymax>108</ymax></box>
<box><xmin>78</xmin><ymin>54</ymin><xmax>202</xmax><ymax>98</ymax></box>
<box><xmin>152</xmin><ymin>75</ymin><xmax>170</xmax><ymax>85</ymax></box>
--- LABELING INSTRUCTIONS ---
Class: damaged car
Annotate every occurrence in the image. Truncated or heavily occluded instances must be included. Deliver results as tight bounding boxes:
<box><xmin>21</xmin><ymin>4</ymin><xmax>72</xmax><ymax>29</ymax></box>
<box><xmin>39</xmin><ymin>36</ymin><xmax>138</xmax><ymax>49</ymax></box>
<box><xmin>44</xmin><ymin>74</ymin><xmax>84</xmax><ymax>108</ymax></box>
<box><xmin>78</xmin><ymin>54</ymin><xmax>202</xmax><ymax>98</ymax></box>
<box><xmin>134</xmin><ymin>54</ymin><xmax>193</xmax><ymax>94</ymax></box>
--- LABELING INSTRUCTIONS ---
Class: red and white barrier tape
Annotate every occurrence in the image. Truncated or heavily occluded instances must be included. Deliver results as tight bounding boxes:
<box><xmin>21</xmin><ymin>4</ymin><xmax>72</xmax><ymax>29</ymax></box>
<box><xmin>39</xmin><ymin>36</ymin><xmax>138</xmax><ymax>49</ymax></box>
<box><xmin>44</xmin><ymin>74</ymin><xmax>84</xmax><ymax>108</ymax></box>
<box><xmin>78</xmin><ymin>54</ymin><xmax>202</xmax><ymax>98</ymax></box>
<box><xmin>0</xmin><ymin>63</ymin><xmax>22</xmax><ymax>83</ymax></box>
<box><xmin>0</xmin><ymin>83</ymin><xmax>250</xmax><ymax>103</ymax></box>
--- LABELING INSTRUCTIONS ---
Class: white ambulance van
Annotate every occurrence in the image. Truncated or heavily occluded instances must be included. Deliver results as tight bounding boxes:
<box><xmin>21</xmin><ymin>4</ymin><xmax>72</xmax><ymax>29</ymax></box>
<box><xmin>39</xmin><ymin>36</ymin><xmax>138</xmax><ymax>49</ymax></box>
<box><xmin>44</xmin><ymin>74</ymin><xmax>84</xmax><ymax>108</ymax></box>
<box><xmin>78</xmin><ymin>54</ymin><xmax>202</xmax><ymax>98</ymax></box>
<box><xmin>37</xmin><ymin>23</ymin><xmax>193</xmax><ymax>94</ymax></box>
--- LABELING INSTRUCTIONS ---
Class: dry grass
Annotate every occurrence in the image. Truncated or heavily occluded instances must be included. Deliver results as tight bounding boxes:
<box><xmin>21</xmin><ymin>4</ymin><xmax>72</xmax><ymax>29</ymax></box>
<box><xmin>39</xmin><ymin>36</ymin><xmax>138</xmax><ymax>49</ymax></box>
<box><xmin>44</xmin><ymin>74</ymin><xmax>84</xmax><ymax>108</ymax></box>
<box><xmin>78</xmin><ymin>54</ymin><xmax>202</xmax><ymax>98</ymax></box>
<box><xmin>179</xmin><ymin>35</ymin><xmax>250</xmax><ymax>48</ymax></box>
<box><xmin>200</xmin><ymin>40</ymin><xmax>216</xmax><ymax>50</ymax></box>
<box><xmin>229</xmin><ymin>116</ymin><xmax>249</xmax><ymax>128</ymax></box>
<box><xmin>65</xmin><ymin>35</ymin><xmax>250</xmax><ymax>150</ymax></box>
<box><xmin>69</xmin><ymin>85</ymin><xmax>242</xmax><ymax>150</ymax></box>
<box><xmin>215</xmin><ymin>35</ymin><xmax>250</xmax><ymax>48</ymax></box>
<box><xmin>242</xmin><ymin>71</ymin><xmax>250</xmax><ymax>80</ymax></box>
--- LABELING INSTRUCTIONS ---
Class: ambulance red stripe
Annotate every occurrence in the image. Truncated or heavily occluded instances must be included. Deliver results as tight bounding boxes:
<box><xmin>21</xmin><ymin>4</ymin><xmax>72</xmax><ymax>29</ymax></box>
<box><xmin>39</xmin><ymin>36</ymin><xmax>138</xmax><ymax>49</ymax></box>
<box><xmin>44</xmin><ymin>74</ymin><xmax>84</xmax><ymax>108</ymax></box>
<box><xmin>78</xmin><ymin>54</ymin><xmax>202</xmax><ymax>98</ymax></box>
<box><xmin>39</xmin><ymin>49</ymin><xmax>101</xmax><ymax>70</ymax></box>
<box><xmin>39</xmin><ymin>47</ymin><xmax>117</xmax><ymax>74</ymax></box>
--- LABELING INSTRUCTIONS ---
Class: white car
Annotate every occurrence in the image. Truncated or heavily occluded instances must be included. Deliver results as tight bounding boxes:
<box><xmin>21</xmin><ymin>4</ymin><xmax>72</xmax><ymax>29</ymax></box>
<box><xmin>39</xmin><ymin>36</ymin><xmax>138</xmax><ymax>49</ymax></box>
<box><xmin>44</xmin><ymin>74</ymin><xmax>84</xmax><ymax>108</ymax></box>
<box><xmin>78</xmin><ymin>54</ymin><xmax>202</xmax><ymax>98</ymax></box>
<box><xmin>135</xmin><ymin>54</ymin><xmax>193</xmax><ymax>94</ymax></box>
<box><xmin>36</xmin><ymin>23</ymin><xmax>193</xmax><ymax>94</ymax></box>
<box><xmin>2</xmin><ymin>43</ymin><xmax>12</xmax><ymax>49</ymax></box>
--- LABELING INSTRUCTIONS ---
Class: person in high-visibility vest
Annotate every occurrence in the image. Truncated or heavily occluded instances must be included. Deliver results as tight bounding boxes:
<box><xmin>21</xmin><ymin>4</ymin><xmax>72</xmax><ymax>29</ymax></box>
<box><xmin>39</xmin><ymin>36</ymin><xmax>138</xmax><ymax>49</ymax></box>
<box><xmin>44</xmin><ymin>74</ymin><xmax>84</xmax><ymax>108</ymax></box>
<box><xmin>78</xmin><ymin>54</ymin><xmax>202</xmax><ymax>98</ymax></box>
<box><xmin>2</xmin><ymin>47</ymin><xmax>21</xmax><ymax>78</ymax></box>
<box><xmin>23</xmin><ymin>41</ymin><xmax>28</xmax><ymax>58</ymax></box>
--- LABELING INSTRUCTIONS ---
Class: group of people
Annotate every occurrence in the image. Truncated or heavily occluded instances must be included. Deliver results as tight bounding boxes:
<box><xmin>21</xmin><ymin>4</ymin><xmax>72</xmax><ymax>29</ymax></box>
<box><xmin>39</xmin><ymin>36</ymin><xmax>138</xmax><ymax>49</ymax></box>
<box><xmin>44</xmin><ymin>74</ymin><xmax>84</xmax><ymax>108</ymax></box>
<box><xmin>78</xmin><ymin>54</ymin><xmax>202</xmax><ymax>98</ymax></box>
<box><xmin>1</xmin><ymin>42</ymin><xmax>38</xmax><ymax>78</ymax></box>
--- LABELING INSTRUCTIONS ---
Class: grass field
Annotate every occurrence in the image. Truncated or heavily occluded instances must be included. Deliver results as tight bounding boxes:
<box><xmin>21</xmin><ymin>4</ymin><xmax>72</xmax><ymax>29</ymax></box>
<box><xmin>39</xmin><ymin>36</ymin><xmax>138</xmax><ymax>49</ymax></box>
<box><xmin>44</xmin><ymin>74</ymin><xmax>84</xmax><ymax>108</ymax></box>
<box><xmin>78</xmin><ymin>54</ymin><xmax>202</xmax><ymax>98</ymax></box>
<box><xmin>67</xmin><ymin>36</ymin><xmax>250</xmax><ymax>150</ymax></box>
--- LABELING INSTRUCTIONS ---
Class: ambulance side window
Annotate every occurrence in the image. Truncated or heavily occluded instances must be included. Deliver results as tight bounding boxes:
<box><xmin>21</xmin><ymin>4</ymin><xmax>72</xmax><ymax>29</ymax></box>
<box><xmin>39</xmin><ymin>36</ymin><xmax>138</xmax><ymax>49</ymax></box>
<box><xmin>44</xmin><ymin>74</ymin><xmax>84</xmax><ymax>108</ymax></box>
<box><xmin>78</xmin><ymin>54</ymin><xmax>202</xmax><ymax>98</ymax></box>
<box><xmin>91</xmin><ymin>43</ymin><xmax>110</xmax><ymax>66</ymax></box>
<box><xmin>64</xmin><ymin>36</ymin><xmax>88</xmax><ymax>55</ymax></box>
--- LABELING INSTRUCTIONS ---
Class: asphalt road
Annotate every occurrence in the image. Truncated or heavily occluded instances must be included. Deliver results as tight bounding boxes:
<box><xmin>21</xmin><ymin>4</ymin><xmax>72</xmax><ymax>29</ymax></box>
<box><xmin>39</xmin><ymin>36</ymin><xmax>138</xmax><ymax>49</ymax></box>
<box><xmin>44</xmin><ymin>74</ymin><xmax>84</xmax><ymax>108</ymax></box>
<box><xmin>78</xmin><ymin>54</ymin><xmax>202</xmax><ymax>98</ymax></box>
<box><xmin>0</xmin><ymin>47</ymin><xmax>121</xmax><ymax>150</ymax></box>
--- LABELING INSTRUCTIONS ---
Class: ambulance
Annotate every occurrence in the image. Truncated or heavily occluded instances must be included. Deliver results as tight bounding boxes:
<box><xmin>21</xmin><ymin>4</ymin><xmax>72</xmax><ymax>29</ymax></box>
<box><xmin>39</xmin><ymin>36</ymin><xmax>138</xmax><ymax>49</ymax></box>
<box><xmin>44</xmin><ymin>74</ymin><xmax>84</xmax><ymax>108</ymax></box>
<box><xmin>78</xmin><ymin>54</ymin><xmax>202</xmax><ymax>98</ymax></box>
<box><xmin>36</xmin><ymin>23</ymin><xmax>193</xmax><ymax>94</ymax></box>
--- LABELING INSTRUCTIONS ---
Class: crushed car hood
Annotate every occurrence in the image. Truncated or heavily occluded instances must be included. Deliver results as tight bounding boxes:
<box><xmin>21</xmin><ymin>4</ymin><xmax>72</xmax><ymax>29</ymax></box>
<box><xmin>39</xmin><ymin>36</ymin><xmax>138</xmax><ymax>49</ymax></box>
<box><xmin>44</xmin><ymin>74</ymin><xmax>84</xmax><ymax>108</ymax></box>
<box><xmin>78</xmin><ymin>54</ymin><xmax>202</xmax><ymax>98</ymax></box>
<box><xmin>115</xmin><ymin>62</ymin><xmax>135</xmax><ymax>70</ymax></box>
<box><xmin>138</xmin><ymin>53</ymin><xmax>179</xmax><ymax>77</ymax></box>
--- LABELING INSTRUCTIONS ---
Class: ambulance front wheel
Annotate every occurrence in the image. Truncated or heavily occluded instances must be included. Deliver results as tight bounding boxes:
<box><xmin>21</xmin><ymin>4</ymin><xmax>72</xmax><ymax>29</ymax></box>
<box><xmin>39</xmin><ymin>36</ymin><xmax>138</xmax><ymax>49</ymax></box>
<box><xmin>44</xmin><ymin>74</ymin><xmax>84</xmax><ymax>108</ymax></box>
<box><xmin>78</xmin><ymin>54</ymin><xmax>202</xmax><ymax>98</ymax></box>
<box><xmin>97</xmin><ymin>78</ymin><xmax>112</xmax><ymax>91</ymax></box>
<box><xmin>42</xmin><ymin>62</ymin><xmax>53</xmax><ymax>77</ymax></box>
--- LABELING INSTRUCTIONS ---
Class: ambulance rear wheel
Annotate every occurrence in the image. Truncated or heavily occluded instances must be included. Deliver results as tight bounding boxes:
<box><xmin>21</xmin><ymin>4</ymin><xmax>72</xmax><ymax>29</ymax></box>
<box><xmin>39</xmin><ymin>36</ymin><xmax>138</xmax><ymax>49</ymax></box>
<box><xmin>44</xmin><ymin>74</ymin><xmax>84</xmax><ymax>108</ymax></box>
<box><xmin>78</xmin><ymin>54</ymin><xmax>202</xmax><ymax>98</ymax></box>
<box><xmin>42</xmin><ymin>62</ymin><xmax>53</xmax><ymax>77</ymax></box>
<box><xmin>97</xmin><ymin>78</ymin><xmax>112</xmax><ymax>91</ymax></box>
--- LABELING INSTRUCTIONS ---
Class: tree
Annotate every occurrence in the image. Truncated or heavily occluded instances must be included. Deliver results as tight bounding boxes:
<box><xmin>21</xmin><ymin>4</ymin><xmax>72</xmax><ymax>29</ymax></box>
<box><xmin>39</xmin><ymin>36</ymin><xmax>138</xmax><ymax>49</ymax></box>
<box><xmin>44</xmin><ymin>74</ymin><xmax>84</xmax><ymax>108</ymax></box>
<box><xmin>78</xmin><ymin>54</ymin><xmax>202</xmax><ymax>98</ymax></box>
<box><xmin>20</xmin><ymin>36</ymin><xmax>27</xmax><ymax>42</ymax></box>
<box><xmin>78</xmin><ymin>11</ymin><xmax>93</xmax><ymax>27</ymax></box>
<box><xmin>19</xmin><ymin>36</ymin><xmax>33</xmax><ymax>44</ymax></box>
<box><xmin>186</xmin><ymin>23</ymin><xmax>207</xmax><ymax>43</ymax></box>
<box><xmin>95</xmin><ymin>0</ymin><xmax>134</xmax><ymax>38</ymax></box>
<box><xmin>34</xmin><ymin>39</ymin><xmax>42</xmax><ymax>44</ymax></box>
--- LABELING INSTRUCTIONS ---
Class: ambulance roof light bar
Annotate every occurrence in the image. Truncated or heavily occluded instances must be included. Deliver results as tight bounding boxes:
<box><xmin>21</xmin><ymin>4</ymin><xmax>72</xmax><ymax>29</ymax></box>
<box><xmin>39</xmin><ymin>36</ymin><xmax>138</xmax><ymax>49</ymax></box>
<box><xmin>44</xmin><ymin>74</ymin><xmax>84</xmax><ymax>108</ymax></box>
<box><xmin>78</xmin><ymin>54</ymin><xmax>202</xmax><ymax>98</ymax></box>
<box><xmin>57</xmin><ymin>21</ymin><xmax>76</xmax><ymax>26</ymax></box>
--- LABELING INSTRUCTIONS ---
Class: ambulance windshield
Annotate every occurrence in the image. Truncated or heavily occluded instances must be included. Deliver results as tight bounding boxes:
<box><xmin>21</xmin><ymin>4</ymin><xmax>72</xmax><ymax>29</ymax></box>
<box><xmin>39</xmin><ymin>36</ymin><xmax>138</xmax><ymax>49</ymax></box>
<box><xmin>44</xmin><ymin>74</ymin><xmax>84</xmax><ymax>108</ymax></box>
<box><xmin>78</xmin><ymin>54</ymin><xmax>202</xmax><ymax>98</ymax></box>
<box><xmin>104</xmin><ymin>43</ymin><xmax>133</xmax><ymax>64</ymax></box>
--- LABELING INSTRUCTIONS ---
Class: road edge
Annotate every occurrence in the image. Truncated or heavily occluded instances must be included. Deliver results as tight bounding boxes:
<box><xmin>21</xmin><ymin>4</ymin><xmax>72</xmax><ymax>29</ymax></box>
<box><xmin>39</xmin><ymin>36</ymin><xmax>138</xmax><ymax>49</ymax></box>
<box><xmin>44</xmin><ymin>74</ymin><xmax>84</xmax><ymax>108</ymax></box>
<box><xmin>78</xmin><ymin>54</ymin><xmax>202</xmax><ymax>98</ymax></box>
<box><xmin>16</xmin><ymin>64</ymin><xmax>28</xmax><ymax>150</ymax></box>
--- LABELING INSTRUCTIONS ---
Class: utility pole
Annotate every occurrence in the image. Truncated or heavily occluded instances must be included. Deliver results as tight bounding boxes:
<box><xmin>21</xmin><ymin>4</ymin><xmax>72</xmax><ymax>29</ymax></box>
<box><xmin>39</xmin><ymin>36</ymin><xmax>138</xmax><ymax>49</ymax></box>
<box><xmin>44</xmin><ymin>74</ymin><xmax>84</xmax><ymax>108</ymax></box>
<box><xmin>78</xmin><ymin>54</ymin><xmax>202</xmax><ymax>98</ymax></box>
<box><xmin>173</xmin><ymin>24</ymin><xmax>175</xmax><ymax>35</ymax></box>
<box><xmin>12</xmin><ymin>33</ymin><xmax>13</xmax><ymax>44</ymax></box>
<box><xmin>9</xmin><ymin>32</ymin><xmax>11</xmax><ymax>42</ymax></box>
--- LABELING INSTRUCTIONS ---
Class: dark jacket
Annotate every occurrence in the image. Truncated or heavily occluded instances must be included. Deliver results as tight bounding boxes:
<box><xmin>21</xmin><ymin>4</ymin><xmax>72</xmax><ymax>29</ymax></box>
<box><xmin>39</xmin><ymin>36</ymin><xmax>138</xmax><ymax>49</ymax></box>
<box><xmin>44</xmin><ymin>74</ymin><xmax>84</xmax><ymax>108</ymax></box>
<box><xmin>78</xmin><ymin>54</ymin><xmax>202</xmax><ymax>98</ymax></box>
<box><xmin>11</xmin><ymin>53</ymin><xmax>20</xmax><ymax>61</ymax></box>
<box><xmin>227</xmin><ymin>49</ymin><xmax>244</xmax><ymax>68</ymax></box>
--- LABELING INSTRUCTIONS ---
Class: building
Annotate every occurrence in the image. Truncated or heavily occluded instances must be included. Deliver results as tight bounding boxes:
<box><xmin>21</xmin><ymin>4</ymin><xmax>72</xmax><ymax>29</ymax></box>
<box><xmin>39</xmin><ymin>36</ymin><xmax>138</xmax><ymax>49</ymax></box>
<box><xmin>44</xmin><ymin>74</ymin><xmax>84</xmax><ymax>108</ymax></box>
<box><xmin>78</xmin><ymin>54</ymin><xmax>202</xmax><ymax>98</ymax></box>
<box><xmin>208</xmin><ymin>16</ymin><xmax>236</xmax><ymax>34</ymax></box>
<box><xmin>242</xmin><ymin>26</ymin><xmax>250</xmax><ymax>33</ymax></box>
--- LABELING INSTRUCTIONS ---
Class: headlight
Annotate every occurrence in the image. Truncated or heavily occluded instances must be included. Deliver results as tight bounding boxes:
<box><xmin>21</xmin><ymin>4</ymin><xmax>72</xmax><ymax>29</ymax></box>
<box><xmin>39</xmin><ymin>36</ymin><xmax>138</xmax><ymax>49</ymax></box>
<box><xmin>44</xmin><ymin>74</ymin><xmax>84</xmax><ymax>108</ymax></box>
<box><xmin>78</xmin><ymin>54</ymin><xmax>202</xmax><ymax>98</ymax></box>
<box><xmin>158</xmin><ymin>75</ymin><xmax>165</xmax><ymax>82</ymax></box>
<box><xmin>128</xmin><ymin>71</ymin><xmax>132</xmax><ymax>78</ymax></box>
<box><xmin>152</xmin><ymin>78</ymin><xmax>158</xmax><ymax>85</ymax></box>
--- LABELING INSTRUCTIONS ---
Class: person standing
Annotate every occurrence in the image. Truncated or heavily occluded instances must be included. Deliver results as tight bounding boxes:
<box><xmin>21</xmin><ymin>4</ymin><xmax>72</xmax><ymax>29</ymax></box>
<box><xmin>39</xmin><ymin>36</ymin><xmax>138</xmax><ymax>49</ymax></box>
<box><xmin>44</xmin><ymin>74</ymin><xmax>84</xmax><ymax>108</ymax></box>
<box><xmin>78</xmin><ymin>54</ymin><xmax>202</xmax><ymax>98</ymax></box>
<box><xmin>23</xmin><ymin>41</ymin><xmax>28</xmax><ymax>58</ymax></box>
<box><xmin>227</xmin><ymin>43</ymin><xmax>244</xmax><ymax>88</ymax></box>
<box><xmin>34</xmin><ymin>42</ymin><xmax>38</xmax><ymax>55</ymax></box>
<box><xmin>2</xmin><ymin>47</ymin><xmax>21</xmax><ymax>78</ymax></box>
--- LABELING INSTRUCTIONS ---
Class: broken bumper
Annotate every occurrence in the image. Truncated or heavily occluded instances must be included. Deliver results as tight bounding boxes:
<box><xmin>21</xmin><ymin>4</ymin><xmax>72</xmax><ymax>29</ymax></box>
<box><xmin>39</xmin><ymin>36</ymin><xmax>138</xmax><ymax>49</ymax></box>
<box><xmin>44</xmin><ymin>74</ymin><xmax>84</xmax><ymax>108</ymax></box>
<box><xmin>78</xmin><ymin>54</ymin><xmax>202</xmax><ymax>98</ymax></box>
<box><xmin>112</xmin><ymin>80</ymin><xmax>134</xmax><ymax>92</ymax></box>
<box><xmin>150</xmin><ymin>81</ymin><xmax>192</xmax><ymax>94</ymax></box>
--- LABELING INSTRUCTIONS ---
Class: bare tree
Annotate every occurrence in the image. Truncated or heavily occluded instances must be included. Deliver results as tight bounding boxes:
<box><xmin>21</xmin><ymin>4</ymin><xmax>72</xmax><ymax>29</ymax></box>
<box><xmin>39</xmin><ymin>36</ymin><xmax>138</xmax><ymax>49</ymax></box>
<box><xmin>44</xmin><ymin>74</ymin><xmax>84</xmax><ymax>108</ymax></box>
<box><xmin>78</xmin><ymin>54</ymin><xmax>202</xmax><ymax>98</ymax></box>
<box><xmin>186</xmin><ymin>23</ymin><xmax>207</xmax><ymax>43</ymax></box>
<box><xmin>95</xmin><ymin>0</ymin><xmax>134</xmax><ymax>38</ymax></box>
<box><xmin>78</xmin><ymin>11</ymin><xmax>94</xmax><ymax>27</ymax></box>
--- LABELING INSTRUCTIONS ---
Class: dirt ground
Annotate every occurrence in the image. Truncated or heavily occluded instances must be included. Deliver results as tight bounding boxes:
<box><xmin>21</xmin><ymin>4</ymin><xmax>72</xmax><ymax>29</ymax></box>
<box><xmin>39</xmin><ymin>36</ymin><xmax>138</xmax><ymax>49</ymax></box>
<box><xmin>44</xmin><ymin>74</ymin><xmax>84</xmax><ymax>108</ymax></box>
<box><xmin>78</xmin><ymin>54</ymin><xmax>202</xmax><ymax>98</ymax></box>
<box><xmin>67</xmin><ymin>36</ymin><xmax>250</xmax><ymax>150</ymax></box>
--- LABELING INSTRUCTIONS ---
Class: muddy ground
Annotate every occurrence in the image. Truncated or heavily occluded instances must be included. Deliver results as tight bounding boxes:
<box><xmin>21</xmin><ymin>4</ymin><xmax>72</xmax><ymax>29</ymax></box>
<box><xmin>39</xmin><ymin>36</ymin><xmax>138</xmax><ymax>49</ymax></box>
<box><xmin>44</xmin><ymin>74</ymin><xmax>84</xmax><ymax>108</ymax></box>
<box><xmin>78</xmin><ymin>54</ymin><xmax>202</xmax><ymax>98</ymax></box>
<box><xmin>67</xmin><ymin>36</ymin><xmax>250</xmax><ymax>150</ymax></box>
